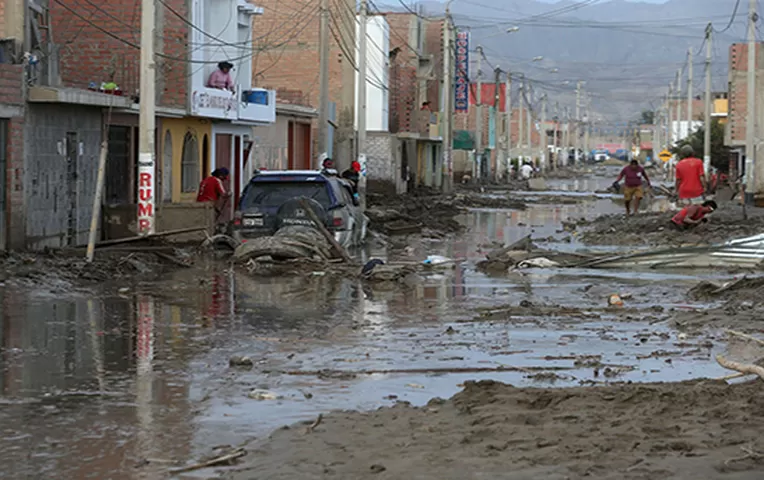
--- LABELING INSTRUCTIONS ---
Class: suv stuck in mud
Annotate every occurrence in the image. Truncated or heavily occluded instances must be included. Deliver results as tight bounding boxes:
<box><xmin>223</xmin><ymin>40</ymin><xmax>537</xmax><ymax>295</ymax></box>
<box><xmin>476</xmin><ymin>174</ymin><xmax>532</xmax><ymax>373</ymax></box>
<box><xmin>231</xmin><ymin>170</ymin><xmax>368</xmax><ymax>248</ymax></box>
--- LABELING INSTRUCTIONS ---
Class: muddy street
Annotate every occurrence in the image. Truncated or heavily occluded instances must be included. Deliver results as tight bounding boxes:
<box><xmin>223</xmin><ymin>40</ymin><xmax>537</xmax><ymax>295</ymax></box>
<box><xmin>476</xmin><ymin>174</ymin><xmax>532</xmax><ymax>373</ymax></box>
<box><xmin>2</xmin><ymin>167</ymin><xmax>764</xmax><ymax>479</ymax></box>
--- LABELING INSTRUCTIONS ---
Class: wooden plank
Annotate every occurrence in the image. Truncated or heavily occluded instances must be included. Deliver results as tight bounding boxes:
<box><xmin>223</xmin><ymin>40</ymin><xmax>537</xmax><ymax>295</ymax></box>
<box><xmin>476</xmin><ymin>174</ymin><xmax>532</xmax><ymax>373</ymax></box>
<box><xmin>298</xmin><ymin>198</ymin><xmax>353</xmax><ymax>263</ymax></box>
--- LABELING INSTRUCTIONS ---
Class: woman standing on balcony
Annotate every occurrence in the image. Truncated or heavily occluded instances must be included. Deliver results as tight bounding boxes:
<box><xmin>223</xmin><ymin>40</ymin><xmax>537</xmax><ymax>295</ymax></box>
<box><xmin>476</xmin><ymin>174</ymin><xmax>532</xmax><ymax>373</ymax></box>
<box><xmin>207</xmin><ymin>61</ymin><xmax>235</xmax><ymax>91</ymax></box>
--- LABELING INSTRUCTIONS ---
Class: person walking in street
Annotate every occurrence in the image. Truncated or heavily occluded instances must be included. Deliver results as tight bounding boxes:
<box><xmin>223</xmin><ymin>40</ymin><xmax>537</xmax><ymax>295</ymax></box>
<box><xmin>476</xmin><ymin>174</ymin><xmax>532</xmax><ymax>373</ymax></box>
<box><xmin>520</xmin><ymin>161</ymin><xmax>534</xmax><ymax>180</ymax></box>
<box><xmin>197</xmin><ymin>168</ymin><xmax>232</xmax><ymax>224</ymax></box>
<box><xmin>614</xmin><ymin>159</ymin><xmax>651</xmax><ymax>216</ymax></box>
<box><xmin>670</xmin><ymin>200</ymin><xmax>717</xmax><ymax>230</ymax></box>
<box><xmin>197</xmin><ymin>167</ymin><xmax>230</xmax><ymax>203</ymax></box>
<box><xmin>675</xmin><ymin>144</ymin><xmax>706</xmax><ymax>205</ymax></box>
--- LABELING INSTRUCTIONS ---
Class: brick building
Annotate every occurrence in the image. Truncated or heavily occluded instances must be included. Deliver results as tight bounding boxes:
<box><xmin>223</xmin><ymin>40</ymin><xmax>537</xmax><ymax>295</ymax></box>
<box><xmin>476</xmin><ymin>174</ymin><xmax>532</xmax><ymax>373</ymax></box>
<box><xmin>0</xmin><ymin>0</ymin><xmax>278</xmax><ymax>250</ymax></box>
<box><xmin>725</xmin><ymin>42</ymin><xmax>764</xmax><ymax>149</ymax></box>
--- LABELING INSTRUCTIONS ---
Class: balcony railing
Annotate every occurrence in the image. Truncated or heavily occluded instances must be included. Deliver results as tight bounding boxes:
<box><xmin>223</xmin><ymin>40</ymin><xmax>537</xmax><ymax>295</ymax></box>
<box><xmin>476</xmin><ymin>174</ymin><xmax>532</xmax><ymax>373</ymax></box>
<box><xmin>190</xmin><ymin>84</ymin><xmax>276</xmax><ymax>124</ymax></box>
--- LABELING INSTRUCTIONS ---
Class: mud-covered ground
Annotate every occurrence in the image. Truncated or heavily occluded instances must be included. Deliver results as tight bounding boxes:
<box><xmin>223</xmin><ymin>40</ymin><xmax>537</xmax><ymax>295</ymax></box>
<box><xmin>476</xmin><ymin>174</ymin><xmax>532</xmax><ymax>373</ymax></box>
<box><xmin>366</xmin><ymin>189</ymin><xmax>527</xmax><ymax>236</ymax></box>
<box><xmin>577</xmin><ymin>203</ymin><xmax>764</xmax><ymax>246</ymax></box>
<box><xmin>229</xmin><ymin>379</ymin><xmax>764</xmax><ymax>480</ymax></box>
<box><xmin>0</xmin><ymin>249</ymin><xmax>199</xmax><ymax>290</ymax></box>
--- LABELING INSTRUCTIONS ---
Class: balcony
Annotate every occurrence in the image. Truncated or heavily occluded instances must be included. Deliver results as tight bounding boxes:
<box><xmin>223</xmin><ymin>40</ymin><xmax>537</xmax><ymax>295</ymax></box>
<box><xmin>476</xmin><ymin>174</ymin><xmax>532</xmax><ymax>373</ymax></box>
<box><xmin>190</xmin><ymin>85</ymin><xmax>275</xmax><ymax>125</ymax></box>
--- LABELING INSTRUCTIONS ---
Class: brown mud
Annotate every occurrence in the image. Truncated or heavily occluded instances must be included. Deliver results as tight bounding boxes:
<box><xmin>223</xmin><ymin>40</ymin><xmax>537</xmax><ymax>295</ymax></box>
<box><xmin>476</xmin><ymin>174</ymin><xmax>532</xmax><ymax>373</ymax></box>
<box><xmin>228</xmin><ymin>379</ymin><xmax>764</xmax><ymax>480</ymax></box>
<box><xmin>366</xmin><ymin>189</ymin><xmax>526</xmax><ymax>236</ymax></box>
<box><xmin>577</xmin><ymin>204</ymin><xmax>764</xmax><ymax>246</ymax></box>
<box><xmin>0</xmin><ymin>248</ymin><xmax>199</xmax><ymax>290</ymax></box>
<box><xmin>674</xmin><ymin>276</ymin><xmax>764</xmax><ymax>333</ymax></box>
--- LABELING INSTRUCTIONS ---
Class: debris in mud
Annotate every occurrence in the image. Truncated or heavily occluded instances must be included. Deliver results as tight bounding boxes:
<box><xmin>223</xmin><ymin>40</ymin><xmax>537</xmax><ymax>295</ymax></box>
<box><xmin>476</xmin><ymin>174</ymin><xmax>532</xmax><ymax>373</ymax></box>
<box><xmin>229</xmin><ymin>356</ymin><xmax>254</xmax><ymax>367</ymax></box>
<box><xmin>0</xmin><ymin>249</ymin><xmax>197</xmax><ymax>289</ymax></box>
<box><xmin>526</xmin><ymin>371</ymin><xmax>568</xmax><ymax>382</ymax></box>
<box><xmin>366</xmin><ymin>188</ymin><xmax>526</xmax><ymax>237</ymax></box>
<box><xmin>248</xmin><ymin>389</ymin><xmax>282</xmax><ymax>401</ymax></box>
<box><xmin>608</xmin><ymin>294</ymin><xmax>625</xmax><ymax>307</ymax></box>
<box><xmin>577</xmin><ymin>205</ymin><xmax>764</xmax><ymax>246</ymax></box>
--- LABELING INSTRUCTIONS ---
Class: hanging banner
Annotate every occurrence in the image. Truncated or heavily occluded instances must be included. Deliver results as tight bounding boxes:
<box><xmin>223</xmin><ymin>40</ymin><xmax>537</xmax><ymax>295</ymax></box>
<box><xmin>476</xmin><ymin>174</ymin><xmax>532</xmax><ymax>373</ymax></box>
<box><xmin>454</xmin><ymin>31</ymin><xmax>470</xmax><ymax>112</ymax></box>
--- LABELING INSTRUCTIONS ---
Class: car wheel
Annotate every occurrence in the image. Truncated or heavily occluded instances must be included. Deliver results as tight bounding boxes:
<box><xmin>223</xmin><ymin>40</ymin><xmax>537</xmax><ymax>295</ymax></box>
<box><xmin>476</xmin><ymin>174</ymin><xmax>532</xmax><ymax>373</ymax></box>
<box><xmin>276</xmin><ymin>197</ymin><xmax>329</xmax><ymax>230</ymax></box>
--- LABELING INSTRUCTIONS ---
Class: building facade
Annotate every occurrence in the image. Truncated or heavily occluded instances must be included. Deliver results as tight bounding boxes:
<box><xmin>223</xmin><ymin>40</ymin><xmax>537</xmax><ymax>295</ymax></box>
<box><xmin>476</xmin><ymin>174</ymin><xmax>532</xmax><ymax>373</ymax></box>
<box><xmin>0</xmin><ymin>0</ymin><xmax>279</xmax><ymax>249</ymax></box>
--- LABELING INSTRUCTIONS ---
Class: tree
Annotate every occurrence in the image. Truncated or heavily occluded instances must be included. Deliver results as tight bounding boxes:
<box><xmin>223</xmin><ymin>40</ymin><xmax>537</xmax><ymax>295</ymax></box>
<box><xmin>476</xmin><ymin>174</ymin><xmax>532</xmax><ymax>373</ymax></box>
<box><xmin>671</xmin><ymin>118</ymin><xmax>730</xmax><ymax>172</ymax></box>
<box><xmin>639</xmin><ymin>110</ymin><xmax>655</xmax><ymax>125</ymax></box>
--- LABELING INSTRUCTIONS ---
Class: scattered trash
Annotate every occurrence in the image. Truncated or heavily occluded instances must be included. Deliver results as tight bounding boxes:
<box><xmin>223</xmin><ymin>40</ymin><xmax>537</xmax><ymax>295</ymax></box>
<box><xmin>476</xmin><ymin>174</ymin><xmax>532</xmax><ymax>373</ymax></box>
<box><xmin>248</xmin><ymin>389</ymin><xmax>282</xmax><ymax>400</ymax></box>
<box><xmin>517</xmin><ymin>257</ymin><xmax>560</xmax><ymax>269</ymax></box>
<box><xmin>423</xmin><ymin>255</ymin><xmax>451</xmax><ymax>266</ymax></box>
<box><xmin>608</xmin><ymin>294</ymin><xmax>625</xmax><ymax>307</ymax></box>
<box><xmin>405</xmin><ymin>383</ymin><xmax>425</xmax><ymax>389</ymax></box>
<box><xmin>229</xmin><ymin>356</ymin><xmax>254</xmax><ymax>367</ymax></box>
<box><xmin>370</xmin><ymin>464</ymin><xmax>387</xmax><ymax>474</ymax></box>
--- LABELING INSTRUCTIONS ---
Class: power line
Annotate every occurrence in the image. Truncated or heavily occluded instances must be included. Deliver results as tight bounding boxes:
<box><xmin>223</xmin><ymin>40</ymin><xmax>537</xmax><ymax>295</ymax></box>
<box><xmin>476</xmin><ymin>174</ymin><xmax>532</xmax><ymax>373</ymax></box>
<box><xmin>714</xmin><ymin>0</ymin><xmax>742</xmax><ymax>34</ymax></box>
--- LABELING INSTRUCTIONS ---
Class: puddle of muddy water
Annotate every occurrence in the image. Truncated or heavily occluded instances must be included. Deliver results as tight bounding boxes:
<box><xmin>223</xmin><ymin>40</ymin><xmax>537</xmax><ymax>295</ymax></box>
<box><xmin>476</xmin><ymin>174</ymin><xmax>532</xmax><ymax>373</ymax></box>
<box><xmin>0</xmin><ymin>171</ymin><xmax>735</xmax><ymax>479</ymax></box>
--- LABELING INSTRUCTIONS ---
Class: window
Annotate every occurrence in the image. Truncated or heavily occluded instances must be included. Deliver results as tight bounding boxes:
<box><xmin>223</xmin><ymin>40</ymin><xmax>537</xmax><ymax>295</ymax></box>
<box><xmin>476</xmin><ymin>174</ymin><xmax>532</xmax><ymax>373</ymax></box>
<box><xmin>181</xmin><ymin>132</ymin><xmax>200</xmax><ymax>193</ymax></box>
<box><xmin>240</xmin><ymin>181</ymin><xmax>331</xmax><ymax>210</ymax></box>
<box><xmin>162</xmin><ymin>131</ymin><xmax>173</xmax><ymax>202</ymax></box>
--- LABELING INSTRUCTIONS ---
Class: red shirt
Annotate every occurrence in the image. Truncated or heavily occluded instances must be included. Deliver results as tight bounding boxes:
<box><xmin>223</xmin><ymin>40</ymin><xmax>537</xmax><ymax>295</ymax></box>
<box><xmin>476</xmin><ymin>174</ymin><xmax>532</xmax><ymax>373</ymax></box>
<box><xmin>617</xmin><ymin>165</ymin><xmax>649</xmax><ymax>187</ymax></box>
<box><xmin>671</xmin><ymin>205</ymin><xmax>708</xmax><ymax>226</ymax></box>
<box><xmin>197</xmin><ymin>176</ymin><xmax>225</xmax><ymax>202</ymax></box>
<box><xmin>675</xmin><ymin>157</ymin><xmax>704</xmax><ymax>199</ymax></box>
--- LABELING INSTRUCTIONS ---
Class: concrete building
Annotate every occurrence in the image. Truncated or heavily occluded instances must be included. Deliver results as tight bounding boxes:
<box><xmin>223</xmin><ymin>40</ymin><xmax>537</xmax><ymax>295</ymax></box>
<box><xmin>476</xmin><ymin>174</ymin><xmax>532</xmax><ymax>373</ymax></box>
<box><xmin>725</xmin><ymin>43</ymin><xmax>764</xmax><ymax>151</ymax></box>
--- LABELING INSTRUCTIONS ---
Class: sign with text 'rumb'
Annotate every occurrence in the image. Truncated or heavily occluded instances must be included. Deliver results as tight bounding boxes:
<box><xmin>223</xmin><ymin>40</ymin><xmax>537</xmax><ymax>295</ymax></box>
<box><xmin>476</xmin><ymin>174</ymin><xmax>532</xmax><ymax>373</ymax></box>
<box><xmin>454</xmin><ymin>31</ymin><xmax>470</xmax><ymax>112</ymax></box>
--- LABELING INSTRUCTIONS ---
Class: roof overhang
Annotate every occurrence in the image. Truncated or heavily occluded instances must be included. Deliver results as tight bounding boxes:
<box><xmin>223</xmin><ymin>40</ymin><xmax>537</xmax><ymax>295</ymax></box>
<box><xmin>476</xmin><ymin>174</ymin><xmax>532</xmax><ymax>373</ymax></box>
<box><xmin>276</xmin><ymin>103</ymin><xmax>318</xmax><ymax>118</ymax></box>
<box><xmin>28</xmin><ymin>86</ymin><xmax>132</xmax><ymax>108</ymax></box>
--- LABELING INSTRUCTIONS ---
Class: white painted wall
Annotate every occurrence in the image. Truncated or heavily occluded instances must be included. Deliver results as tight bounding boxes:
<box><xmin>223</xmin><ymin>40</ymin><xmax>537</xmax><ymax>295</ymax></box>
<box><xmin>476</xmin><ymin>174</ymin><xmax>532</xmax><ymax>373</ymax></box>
<box><xmin>189</xmin><ymin>0</ymin><xmax>260</xmax><ymax>94</ymax></box>
<box><xmin>670</xmin><ymin>120</ymin><xmax>703</xmax><ymax>144</ymax></box>
<box><xmin>355</xmin><ymin>15</ymin><xmax>389</xmax><ymax>132</ymax></box>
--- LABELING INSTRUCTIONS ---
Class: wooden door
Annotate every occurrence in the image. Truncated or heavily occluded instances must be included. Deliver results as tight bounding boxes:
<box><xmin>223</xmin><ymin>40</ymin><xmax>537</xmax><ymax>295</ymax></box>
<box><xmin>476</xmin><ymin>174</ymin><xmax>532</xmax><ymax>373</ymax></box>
<box><xmin>215</xmin><ymin>134</ymin><xmax>232</xmax><ymax>222</ymax></box>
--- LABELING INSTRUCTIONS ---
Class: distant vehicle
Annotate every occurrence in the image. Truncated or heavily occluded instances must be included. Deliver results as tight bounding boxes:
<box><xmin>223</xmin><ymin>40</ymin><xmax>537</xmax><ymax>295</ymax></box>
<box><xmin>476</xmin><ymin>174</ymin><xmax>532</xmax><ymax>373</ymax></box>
<box><xmin>232</xmin><ymin>170</ymin><xmax>368</xmax><ymax>248</ymax></box>
<box><xmin>593</xmin><ymin>150</ymin><xmax>608</xmax><ymax>163</ymax></box>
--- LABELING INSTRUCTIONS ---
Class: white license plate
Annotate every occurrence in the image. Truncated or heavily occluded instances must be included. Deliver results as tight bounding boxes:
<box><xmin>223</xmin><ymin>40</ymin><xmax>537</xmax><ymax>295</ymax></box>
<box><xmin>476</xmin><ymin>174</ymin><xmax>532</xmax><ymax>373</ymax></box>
<box><xmin>243</xmin><ymin>217</ymin><xmax>263</xmax><ymax>226</ymax></box>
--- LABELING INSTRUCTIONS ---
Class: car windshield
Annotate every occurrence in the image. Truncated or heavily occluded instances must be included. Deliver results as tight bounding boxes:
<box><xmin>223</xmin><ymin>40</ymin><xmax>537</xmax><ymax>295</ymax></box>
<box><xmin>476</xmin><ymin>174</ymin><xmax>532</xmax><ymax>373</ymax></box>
<box><xmin>240</xmin><ymin>181</ymin><xmax>332</xmax><ymax>210</ymax></box>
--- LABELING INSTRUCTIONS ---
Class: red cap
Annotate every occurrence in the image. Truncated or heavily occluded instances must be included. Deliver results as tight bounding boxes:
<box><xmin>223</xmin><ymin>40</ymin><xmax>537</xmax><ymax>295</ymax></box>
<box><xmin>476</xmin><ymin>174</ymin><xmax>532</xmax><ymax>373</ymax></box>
<box><xmin>351</xmin><ymin>161</ymin><xmax>361</xmax><ymax>172</ymax></box>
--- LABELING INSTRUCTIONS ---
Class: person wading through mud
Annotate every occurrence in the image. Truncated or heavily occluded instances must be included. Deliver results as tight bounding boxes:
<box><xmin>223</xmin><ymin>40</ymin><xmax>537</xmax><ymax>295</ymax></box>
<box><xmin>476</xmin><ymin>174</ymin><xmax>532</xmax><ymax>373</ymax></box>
<box><xmin>614</xmin><ymin>159</ymin><xmax>651</xmax><ymax>216</ymax></box>
<box><xmin>197</xmin><ymin>168</ymin><xmax>232</xmax><ymax>223</ymax></box>
<box><xmin>675</xmin><ymin>144</ymin><xmax>706</xmax><ymax>205</ymax></box>
<box><xmin>670</xmin><ymin>200</ymin><xmax>717</xmax><ymax>230</ymax></box>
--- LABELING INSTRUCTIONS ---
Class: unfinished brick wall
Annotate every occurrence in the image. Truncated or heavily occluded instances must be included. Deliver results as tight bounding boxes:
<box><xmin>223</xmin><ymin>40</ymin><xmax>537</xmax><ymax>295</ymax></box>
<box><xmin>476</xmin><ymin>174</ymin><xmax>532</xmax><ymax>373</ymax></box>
<box><xmin>50</xmin><ymin>0</ymin><xmax>188</xmax><ymax>108</ymax></box>
<box><xmin>0</xmin><ymin>64</ymin><xmax>25</xmax><ymax>248</ymax></box>
<box><xmin>727</xmin><ymin>42</ymin><xmax>764</xmax><ymax>145</ymax></box>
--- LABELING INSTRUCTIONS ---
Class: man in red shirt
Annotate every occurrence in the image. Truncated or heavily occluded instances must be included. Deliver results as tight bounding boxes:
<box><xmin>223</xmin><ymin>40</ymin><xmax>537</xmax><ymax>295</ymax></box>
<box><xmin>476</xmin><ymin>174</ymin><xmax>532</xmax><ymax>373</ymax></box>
<box><xmin>670</xmin><ymin>200</ymin><xmax>717</xmax><ymax>230</ymax></box>
<box><xmin>197</xmin><ymin>167</ymin><xmax>231</xmax><ymax>205</ymax></box>
<box><xmin>675</xmin><ymin>144</ymin><xmax>706</xmax><ymax>204</ymax></box>
<box><xmin>614</xmin><ymin>159</ymin><xmax>651</xmax><ymax>216</ymax></box>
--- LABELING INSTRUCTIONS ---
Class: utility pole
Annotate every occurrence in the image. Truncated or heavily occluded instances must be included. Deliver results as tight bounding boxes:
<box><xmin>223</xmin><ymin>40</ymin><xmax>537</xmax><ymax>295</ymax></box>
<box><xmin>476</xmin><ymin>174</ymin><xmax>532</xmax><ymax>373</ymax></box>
<box><xmin>575</xmin><ymin>81</ymin><xmax>582</xmax><ymax>164</ymax></box>
<box><xmin>317</xmin><ymin>0</ymin><xmax>329</xmax><ymax>161</ymax></box>
<box><xmin>675</xmin><ymin>70</ymin><xmax>681</xmax><ymax>142</ymax></box>
<box><xmin>357</xmin><ymin>0</ymin><xmax>368</xmax><ymax>208</ymax></box>
<box><xmin>526</xmin><ymin>86</ymin><xmax>531</xmax><ymax>151</ymax></box>
<box><xmin>667</xmin><ymin>84</ymin><xmax>673</xmax><ymax>147</ymax></box>
<box><xmin>541</xmin><ymin>94</ymin><xmax>547</xmax><ymax>172</ymax></box>
<box><xmin>563</xmin><ymin>106</ymin><xmax>569</xmax><ymax>165</ymax></box>
<box><xmin>475</xmin><ymin>45</ymin><xmax>483</xmax><ymax>181</ymax></box>
<box><xmin>687</xmin><ymin>47</ymin><xmax>693</xmax><ymax>136</ymax></box>
<box><xmin>703</xmin><ymin>23</ymin><xmax>712</xmax><ymax>177</ymax></box>
<box><xmin>747</xmin><ymin>0</ymin><xmax>758</xmax><ymax>195</ymax></box>
<box><xmin>442</xmin><ymin>5</ymin><xmax>454</xmax><ymax>191</ymax></box>
<box><xmin>492</xmin><ymin>66</ymin><xmax>501</xmax><ymax>180</ymax></box>
<box><xmin>517</xmin><ymin>77</ymin><xmax>524</xmax><ymax>151</ymax></box>
<box><xmin>553</xmin><ymin>102</ymin><xmax>559</xmax><ymax>168</ymax></box>
<box><xmin>137</xmin><ymin>0</ymin><xmax>156</xmax><ymax>235</ymax></box>
<box><xmin>584</xmin><ymin>94</ymin><xmax>590</xmax><ymax>161</ymax></box>
<box><xmin>504</xmin><ymin>71</ymin><xmax>511</xmax><ymax>180</ymax></box>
